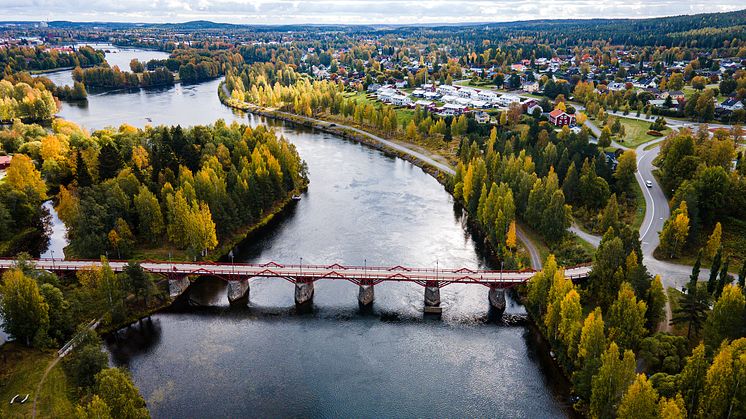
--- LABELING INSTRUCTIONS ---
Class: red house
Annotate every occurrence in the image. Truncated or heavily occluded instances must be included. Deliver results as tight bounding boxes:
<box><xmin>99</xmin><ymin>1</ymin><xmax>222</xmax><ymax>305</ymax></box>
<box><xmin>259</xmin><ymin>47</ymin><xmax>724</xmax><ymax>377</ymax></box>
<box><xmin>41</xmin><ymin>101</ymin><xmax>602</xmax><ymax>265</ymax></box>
<box><xmin>549</xmin><ymin>109</ymin><xmax>576</xmax><ymax>127</ymax></box>
<box><xmin>0</xmin><ymin>155</ymin><xmax>11</xmax><ymax>170</ymax></box>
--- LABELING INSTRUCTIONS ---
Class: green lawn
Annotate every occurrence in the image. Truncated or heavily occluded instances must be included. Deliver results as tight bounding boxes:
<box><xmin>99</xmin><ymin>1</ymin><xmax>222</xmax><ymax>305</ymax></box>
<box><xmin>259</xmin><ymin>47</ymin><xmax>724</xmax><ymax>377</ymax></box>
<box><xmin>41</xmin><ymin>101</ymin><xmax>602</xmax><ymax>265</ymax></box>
<box><xmin>0</xmin><ymin>344</ymin><xmax>75</xmax><ymax>419</ymax></box>
<box><xmin>613</xmin><ymin>117</ymin><xmax>670</xmax><ymax>148</ymax></box>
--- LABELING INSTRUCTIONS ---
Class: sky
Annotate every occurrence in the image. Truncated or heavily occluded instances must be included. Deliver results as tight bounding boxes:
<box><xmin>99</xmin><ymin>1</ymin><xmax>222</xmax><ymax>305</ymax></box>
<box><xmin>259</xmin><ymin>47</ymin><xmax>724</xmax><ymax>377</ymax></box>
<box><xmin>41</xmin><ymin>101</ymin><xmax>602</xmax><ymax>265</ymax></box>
<box><xmin>1</xmin><ymin>0</ymin><xmax>743</xmax><ymax>25</ymax></box>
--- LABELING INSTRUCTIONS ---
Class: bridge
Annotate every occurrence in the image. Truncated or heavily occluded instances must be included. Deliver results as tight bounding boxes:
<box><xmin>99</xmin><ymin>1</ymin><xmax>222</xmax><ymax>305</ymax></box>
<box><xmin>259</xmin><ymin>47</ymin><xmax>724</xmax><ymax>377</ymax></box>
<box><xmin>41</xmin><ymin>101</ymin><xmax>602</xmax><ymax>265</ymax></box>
<box><xmin>0</xmin><ymin>258</ymin><xmax>592</xmax><ymax>314</ymax></box>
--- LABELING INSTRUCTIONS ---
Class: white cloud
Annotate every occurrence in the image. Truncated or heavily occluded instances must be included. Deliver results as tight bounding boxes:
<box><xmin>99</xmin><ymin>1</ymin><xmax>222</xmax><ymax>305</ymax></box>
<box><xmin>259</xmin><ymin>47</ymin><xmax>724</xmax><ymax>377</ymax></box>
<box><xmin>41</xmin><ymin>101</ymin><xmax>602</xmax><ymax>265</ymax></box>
<box><xmin>0</xmin><ymin>0</ymin><xmax>742</xmax><ymax>24</ymax></box>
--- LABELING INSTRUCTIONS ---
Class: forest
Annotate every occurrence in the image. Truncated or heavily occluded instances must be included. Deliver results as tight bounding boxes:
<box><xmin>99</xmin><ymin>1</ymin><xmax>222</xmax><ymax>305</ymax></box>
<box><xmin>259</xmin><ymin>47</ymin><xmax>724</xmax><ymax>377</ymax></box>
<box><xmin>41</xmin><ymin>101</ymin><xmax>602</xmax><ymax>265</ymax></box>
<box><xmin>0</xmin><ymin>79</ymin><xmax>58</xmax><ymax>123</ymax></box>
<box><xmin>0</xmin><ymin>120</ymin><xmax>307</xmax><ymax>260</ymax></box>
<box><xmin>0</xmin><ymin>45</ymin><xmax>105</xmax><ymax>72</ymax></box>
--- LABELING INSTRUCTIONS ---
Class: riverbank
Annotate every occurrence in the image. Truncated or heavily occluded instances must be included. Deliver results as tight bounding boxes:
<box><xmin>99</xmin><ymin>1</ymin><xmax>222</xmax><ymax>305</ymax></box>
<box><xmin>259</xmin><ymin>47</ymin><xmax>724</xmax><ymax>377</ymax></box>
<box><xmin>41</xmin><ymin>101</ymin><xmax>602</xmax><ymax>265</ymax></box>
<box><xmin>219</xmin><ymin>83</ymin><xmax>453</xmax><ymax>186</ymax></box>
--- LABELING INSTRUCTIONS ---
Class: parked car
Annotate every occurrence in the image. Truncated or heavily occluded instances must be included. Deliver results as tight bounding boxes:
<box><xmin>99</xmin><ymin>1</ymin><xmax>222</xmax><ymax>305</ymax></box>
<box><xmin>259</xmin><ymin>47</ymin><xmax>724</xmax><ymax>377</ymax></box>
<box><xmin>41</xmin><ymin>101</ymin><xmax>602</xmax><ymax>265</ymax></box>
<box><xmin>646</xmin><ymin>180</ymin><xmax>653</xmax><ymax>188</ymax></box>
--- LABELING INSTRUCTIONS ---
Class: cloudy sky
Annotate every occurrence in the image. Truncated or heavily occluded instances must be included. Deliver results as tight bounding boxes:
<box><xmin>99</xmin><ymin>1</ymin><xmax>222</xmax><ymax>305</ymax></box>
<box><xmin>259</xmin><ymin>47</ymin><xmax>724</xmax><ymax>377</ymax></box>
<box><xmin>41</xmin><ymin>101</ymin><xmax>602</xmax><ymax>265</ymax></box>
<box><xmin>2</xmin><ymin>0</ymin><xmax>743</xmax><ymax>25</ymax></box>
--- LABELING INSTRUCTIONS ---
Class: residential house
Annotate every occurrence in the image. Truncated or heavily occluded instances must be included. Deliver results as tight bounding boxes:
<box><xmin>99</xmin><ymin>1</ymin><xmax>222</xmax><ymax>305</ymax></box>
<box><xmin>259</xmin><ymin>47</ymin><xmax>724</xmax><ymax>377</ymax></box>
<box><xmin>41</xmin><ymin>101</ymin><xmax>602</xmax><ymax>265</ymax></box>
<box><xmin>719</xmin><ymin>97</ymin><xmax>744</xmax><ymax>112</ymax></box>
<box><xmin>439</xmin><ymin>103</ymin><xmax>468</xmax><ymax>116</ymax></box>
<box><xmin>522</xmin><ymin>81</ymin><xmax>540</xmax><ymax>93</ymax></box>
<box><xmin>0</xmin><ymin>155</ymin><xmax>11</xmax><ymax>170</ymax></box>
<box><xmin>474</xmin><ymin>111</ymin><xmax>490</xmax><ymax>124</ymax></box>
<box><xmin>496</xmin><ymin>94</ymin><xmax>521</xmax><ymax>108</ymax></box>
<box><xmin>549</xmin><ymin>109</ymin><xmax>576</xmax><ymax>127</ymax></box>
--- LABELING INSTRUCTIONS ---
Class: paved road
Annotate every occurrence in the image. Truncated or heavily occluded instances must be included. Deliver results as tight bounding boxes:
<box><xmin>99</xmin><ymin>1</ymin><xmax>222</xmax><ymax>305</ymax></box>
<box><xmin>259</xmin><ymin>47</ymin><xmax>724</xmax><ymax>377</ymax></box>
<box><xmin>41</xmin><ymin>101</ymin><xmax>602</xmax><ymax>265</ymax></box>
<box><xmin>516</xmin><ymin>224</ymin><xmax>543</xmax><ymax>270</ymax></box>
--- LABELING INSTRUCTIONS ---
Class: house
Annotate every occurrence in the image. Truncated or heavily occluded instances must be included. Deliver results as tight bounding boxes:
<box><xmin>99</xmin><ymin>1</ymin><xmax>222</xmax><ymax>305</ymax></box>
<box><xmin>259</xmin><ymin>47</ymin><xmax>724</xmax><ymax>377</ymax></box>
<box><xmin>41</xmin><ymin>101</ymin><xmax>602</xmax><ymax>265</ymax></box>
<box><xmin>474</xmin><ymin>111</ymin><xmax>490</xmax><ymax>124</ymax></box>
<box><xmin>414</xmin><ymin>100</ymin><xmax>436</xmax><ymax>110</ymax></box>
<box><xmin>440</xmin><ymin>103</ymin><xmax>468</xmax><ymax>116</ymax></box>
<box><xmin>719</xmin><ymin>97</ymin><xmax>744</xmax><ymax>112</ymax></box>
<box><xmin>526</xmin><ymin>103</ymin><xmax>544</xmax><ymax>115</ymax></box>
<box><xmin>394</xmin><ymin>80</ymin><xmax>408</xmax><ymax>89</ymax></box>
<box><xmin>389</xmin><ymin>95</ymin><xmax>412</xmax><ymax>106</ymax></box>
<box><xmin>0</xmin><ymin>155</ymin><xmax>11</xmax><ymax>170</ymax></box>
<box><xmin>477</xmin><ymin>90</ymin><xmax>498</xmax><ymax>103</ymax></box>
<box><xmin>522</xmin><ymin>81</ymin><xmax>540</xmax><ymax>93</ymax></box>
<box><xmin>549</xmin><ymin>109</ymin><xmax>576</xmax><ymax>127</ymax></box>
<box><xmin>411</xmin><ymin>88</ymin><xmax>426</xmax><ymax>97</ymax></box>
<box><xmin>367</xmin><ymin>83</ymin><xmax>382</xmax><ymax>93</ymax></box>
<box><xmin>649</xmin><ymin>99</ymin><xmax>679</xmax><ymax>109</ymax></box>
<box><xmin>608</xmin><ymin>82</ymin><xmax>627</xmax><ymax>92</ymax></box>
<box><xmin>496</xmin><ymin>94</ymin><xmax>521</xmax><ymax>108</ymax></box>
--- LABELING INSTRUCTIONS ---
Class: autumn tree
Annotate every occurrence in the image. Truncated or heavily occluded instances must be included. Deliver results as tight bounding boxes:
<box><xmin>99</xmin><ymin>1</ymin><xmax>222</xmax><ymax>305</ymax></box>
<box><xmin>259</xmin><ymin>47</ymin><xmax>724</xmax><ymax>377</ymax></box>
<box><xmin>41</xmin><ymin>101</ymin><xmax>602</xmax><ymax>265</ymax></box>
<box><xmin>704</xmin><ymin>284</ymin><xmax>745</xmax><ymax>350</ymax></box>
<box><xmin>589</xmin><ymin>342</ymin><xmax>636</xmax><ymax>419</ymax></box>
<box><xmin>617</xmin><ymin>374</ymin><xmax>659</xmax><ymax>419</ymax></box>
<box><xmin>573</xmin><ymin>308</ymin><xmax>606</xmax><ymax>400</ymax></box>
<box><xmin>704</xmin><ymin>222</ymin><xmax>722</xmax><ymax>260</ymax></box>
<box><xmin>607</xmin><ymin>282</ymin><xmax>648</xmax><ymax>350</ymax></box>
<box><xmin>94</xmin><ymin>368</ymin><xmax>149</xmax><ymax>419</ymax></box>
<box><xmin>0</xmin><ymin>269</ymin><xmax>49</xmax><ymax>347</ymax></box>
<box><xmin>659</xmin><ymin>201</ymin><xmax>690</xmax><ymax>258</ymax></box>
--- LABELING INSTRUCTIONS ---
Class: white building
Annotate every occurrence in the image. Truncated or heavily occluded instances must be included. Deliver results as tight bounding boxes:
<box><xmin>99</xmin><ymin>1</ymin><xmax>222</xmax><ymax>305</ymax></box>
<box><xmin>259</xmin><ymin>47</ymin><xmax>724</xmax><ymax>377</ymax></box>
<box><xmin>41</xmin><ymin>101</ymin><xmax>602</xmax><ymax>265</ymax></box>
<box><xmin>496</xmin><ymin>94</ymin><xmax>521</xmax><ymax>108</ymax></box>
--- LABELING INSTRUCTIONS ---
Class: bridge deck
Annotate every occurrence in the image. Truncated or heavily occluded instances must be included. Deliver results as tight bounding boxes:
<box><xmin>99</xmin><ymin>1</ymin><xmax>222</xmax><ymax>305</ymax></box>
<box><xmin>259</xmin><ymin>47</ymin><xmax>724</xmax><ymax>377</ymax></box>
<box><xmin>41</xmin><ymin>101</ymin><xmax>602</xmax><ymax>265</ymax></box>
<box><xmin>0</xmin><ymin>259</ymin><xmax>592</xmax><ymax>287</ymax></box>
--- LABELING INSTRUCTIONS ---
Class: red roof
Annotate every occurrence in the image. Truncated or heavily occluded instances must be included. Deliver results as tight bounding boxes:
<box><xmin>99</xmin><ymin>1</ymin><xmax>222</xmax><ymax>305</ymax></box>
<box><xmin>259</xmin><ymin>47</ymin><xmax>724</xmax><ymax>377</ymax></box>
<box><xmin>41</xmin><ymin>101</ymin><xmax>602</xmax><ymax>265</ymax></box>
<box><xmin>0</xmin><ymin>155</ymin><xmax>11</xmax><ymax>165</ymax></box>
<box><xmin>549</xmin><ymin>109</ymin><xmax>566</xmax><ymax>118</ymax></box>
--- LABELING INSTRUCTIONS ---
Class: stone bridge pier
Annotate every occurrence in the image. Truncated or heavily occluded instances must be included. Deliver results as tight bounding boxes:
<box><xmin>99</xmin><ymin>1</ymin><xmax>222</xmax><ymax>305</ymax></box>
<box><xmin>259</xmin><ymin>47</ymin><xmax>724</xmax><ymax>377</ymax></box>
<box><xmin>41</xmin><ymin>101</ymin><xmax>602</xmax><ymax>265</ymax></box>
<box><xmin>169</xmin><ymin>276</ymin><xmax>191</xmax><ymax>299</ymax></box>
<box><xmin>424</xmin><ymin>281</ymin><xmax>441</xmax><ymax>314</ymax></box>
<box><xmin>488</xmin><ymin>286</ymin><xmax>506</xmax><ymax>314</ymax></box>
<box><xmin>227</xmin><ymin>278</ymin><xmax>250</xmax><ymax>305</ymax></box>
<box><xmin>358</xmin><ymin>282</ymin><xmax>374</xmax><ymax>306</ymax></box>
<box><xmin>295</xmin><ymin>278</ymin><xmax>315</xmax><ymax>305</ymax></box>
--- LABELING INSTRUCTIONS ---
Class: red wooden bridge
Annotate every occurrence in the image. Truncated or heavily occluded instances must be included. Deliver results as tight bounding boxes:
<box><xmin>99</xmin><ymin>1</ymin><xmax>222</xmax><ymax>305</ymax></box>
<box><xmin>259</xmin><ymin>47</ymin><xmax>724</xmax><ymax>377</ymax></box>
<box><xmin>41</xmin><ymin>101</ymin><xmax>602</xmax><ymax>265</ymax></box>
<box><xmin>0</xmin><ymin>258</ymin><xmax>592</xmax><ymax>312</ymax></box>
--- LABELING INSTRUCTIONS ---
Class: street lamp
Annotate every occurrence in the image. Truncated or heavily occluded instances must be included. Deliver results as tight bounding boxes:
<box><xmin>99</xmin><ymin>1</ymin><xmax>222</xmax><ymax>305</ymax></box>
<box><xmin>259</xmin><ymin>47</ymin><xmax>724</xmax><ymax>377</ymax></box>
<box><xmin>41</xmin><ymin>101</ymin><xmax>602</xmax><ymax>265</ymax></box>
<box><xmin>229</xmin><ymin>249</ymin><xmax>234</xmax><ymax>274</ymax></box>
<box><xmin>50</xmin><ymin>250</ymin><xmax>55</xmax><ymax>270</ymax></box>
<box><xmin>300</xmin><ymin>257</ymin><xmax>303</xmax><ymax>277</ymax></box>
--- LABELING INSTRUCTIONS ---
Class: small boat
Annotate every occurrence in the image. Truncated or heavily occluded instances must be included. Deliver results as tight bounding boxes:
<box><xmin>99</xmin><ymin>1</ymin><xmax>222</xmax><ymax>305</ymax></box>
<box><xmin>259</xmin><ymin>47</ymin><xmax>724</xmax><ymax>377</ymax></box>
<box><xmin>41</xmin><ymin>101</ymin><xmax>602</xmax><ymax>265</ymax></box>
<box><xmin>291</xmin><ymin>195</ymin><xmax>302</xmax><ymax>201</ymax></box>
<box><xmin>10</xmin><ymin>394</ymin><xmax>19</xmax><ymax>404</ymax></box>
<box><xmin>20</xmin><ymin>394</ymin><xmax>29</xmax><ymax>403</ymax></box>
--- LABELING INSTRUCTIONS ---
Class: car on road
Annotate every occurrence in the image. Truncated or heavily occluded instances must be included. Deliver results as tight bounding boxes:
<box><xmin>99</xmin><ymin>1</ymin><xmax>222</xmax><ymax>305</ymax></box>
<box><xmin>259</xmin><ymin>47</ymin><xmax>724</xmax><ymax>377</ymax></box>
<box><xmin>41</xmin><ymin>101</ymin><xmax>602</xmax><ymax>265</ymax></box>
<box><xmin>646</xmin><ymin>180</ymin><xmax>653</xmax><ymax>188</ymax></box>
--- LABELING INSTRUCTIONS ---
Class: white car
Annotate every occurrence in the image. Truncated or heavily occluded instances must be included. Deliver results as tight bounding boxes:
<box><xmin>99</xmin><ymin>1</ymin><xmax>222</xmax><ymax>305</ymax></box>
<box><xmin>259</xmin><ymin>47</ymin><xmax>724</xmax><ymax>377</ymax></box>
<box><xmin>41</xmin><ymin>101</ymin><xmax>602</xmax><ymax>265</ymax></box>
<box><xmin>646</xmin><ymin>180</ymin><xmax>653</xmax><ymax>188</ymax></box>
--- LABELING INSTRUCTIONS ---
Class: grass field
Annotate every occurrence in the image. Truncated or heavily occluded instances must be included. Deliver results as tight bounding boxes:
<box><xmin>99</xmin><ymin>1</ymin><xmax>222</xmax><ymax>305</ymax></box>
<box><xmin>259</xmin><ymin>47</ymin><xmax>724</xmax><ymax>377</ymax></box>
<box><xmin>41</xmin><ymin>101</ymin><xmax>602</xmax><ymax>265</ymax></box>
<box><xmin>0</xmin><ymin>344</ymin><xmax>74</xmax><ymax>419</ymax></box>
<box><xmin>612</xmin><ymin>117</ymin><xmax>670</xmax><ymax>148</ymax></box>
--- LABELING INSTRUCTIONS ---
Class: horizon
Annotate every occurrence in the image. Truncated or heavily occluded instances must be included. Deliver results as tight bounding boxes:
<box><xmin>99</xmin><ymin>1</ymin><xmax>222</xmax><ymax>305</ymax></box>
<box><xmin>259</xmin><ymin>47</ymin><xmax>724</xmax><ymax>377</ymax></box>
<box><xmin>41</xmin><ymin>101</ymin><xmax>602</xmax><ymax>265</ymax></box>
<box><xmin>1</xmin><ymin>1</ymin><xmax>744</xmax><ymax>26</ymax></box>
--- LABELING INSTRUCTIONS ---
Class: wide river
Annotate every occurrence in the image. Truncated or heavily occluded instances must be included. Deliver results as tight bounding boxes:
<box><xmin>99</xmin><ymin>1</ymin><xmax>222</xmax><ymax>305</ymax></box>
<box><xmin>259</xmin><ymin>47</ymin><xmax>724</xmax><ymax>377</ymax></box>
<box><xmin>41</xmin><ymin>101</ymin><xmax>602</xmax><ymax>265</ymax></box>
<box><xmin>44</xmin><ymin>46</ymin><xmax>571</xmax><ymax>418</ymax></box>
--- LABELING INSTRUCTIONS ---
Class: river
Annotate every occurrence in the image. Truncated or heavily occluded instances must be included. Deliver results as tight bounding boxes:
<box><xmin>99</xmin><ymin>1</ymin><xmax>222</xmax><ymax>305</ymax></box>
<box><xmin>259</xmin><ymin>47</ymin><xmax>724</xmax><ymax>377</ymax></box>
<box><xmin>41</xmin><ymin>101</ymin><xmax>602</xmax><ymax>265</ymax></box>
<box><xmin>41</xmin><ymin>48</ymin><xmax>572</xmax><ymax>417</ymax></box>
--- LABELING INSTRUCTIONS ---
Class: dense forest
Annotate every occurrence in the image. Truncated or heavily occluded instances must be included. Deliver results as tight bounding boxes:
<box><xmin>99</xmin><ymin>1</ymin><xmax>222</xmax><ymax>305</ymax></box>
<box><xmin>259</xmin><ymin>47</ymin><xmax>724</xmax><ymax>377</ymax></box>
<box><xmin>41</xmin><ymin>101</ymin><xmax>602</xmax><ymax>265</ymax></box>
<box><xmin>0</xmin><ymin>79</ymin><xmax>58</xmax><ymax>122</ymax></box>
<box><xmin>0</xmin><ymin>45</ymin><xmax>105</xmax><ymax>73</ymax></box>
<box><xmin>0</xmin><ymin>120</ymin><xmax>307</xmax><ymax>259</ymax></box>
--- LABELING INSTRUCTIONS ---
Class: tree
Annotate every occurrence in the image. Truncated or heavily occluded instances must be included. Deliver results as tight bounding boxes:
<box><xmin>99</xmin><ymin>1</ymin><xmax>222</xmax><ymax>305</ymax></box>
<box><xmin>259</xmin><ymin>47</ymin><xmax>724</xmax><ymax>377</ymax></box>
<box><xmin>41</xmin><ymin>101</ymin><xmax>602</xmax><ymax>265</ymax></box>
<box><xmin>558</xmin><ymin>289</ymin><xmax>583</xmax><ymax>362</ymax></box>
<box><xmin>708</xmin><ymin>247</ymin><xmax>723</xmax><ymax>294</ymax></box>
<box><xmin>659</xmin><ymin>201</ymin><xmax>689</xmax><ymax>258</ymax></box>
<box><xmin>715</xmin><ymin>256</ymin><xmax>731</xmax><ymax>299</ymax></box>
<box><xmin>705</xmin><ymin>222</ymin><xmax>722</xmax><ymax>260</ymax></box>
<box><xmin>75</xmin><ymin>395</ymin><xmax>112</xmax><ymax>419</ymax></box>
<box><xmin>677</xmin><ymin>343</ymin><xmax>709</xmax><ymax>416</ymax></box>
<box><xmin>658</xmin><ymin>395</ymin><xmax>686</xmax><ymax>419</ymax></box>
<box><xmin>0</xmin><ymin>269</ymin><xmax>49</xmax><ymax>347</ymax></box>
<box><xmin>573</xmin><ymin>308</ymin><xmax>606</xmax><ymax>400</ymax></box>
<box><xmin>672</xmin><ymin>266</ymin><xmax>710</xmax><ymax>341</ymax></box>
<box><xmin>589</xmin><ymin>342</ymin><xmax>636</xmax><ymax>419</ymax></box>
<box><xmin>607</xmin><ymin>282</ymin><xmax>648</xmax><ymax>350</ymax></box>
<box><xmin>614</xmin><ymin>150</ymin><xmax>637</xmax><ymax>196</ymax></box>
<box><xmin>599</xmin><ymin>126</ymin><xmax>612</xmax><ymax>148</ymax></box>
<box><xmin>526</xmin><ymin>255</ymin><xmax>558</xmax><ymax>317</ymax></box>
<box><xmin>698</xmin><ymin>341</ymin><xmax>737</xmax><ymax>418</ymax></box>
<box><xmin>94</xmin><ymin>368</ymin><xmax>149</xmax><ymax>419</ymax></box>
<box><xmin>64</xmin><ymin>331</ymin><xmax>108</xmax><ymax>389</ymax></box>
<box><xmin>646</xmin><ymin>275</ymin><xmax>667</xmax><ymax>330</ymax></box>
<box><xmin>617</xmin><ymin>374</ymin><xmax>659</xmax><ymax>419</ymax></box>
<box><xmin>6</xmin><ymin>154</ymin><xmax>46</xmax><ymax>202</ymax></box>
<box><xmin>704</xmin><ymin>284</ymin><xmax>745</xmax><ymax>350</ymax></box>
<box><xmin>505</xmin><ymin>220</ymin><xmax>516</xmax><ymax>250</ymax></box>
<box><xmin>133</xmin><ymin>186</ymin><xmax>165</xmax><ymax>243</ymax></box>
<box><xmin>598</xmin><ymin>193</ymin><xmax>620</xmax><ymax>234</ymax></box>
